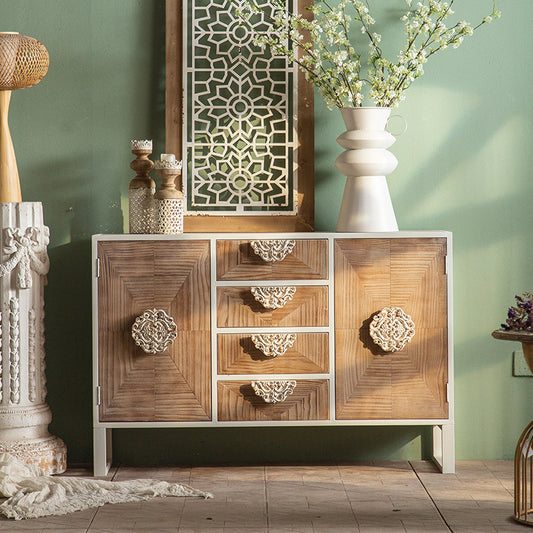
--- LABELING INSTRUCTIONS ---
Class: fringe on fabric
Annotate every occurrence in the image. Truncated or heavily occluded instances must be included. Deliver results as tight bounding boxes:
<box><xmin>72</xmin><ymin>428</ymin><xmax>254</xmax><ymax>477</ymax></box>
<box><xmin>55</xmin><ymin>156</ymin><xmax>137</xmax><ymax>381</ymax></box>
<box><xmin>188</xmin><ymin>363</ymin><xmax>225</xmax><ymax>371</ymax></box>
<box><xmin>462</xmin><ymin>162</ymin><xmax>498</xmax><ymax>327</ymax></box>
<box><xmin>0</xmin><ymin>453</ymin><xmax>212</xmax><ymax>520</ymax></box>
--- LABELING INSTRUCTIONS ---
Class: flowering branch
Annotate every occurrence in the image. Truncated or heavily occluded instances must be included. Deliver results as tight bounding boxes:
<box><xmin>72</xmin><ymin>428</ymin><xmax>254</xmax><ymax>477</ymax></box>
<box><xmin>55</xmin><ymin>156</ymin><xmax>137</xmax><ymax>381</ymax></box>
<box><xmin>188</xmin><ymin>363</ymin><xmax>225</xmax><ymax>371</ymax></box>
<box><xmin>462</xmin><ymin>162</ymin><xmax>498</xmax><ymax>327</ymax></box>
<box><xmin>234</xmin><ymin>0</ymin><xmax>500</xmax><ymax>109</ymax></box>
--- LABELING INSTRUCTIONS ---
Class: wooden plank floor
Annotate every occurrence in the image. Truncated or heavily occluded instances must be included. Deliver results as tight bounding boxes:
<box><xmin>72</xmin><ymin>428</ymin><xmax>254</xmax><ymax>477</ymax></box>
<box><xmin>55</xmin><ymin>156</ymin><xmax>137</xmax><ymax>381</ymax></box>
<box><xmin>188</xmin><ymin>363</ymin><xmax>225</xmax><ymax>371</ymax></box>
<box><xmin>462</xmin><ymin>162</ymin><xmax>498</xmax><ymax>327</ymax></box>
<box><xmin>0</xmin><ymin>461</ymin><xmax>523</xmax><ymax>532</ymax></box>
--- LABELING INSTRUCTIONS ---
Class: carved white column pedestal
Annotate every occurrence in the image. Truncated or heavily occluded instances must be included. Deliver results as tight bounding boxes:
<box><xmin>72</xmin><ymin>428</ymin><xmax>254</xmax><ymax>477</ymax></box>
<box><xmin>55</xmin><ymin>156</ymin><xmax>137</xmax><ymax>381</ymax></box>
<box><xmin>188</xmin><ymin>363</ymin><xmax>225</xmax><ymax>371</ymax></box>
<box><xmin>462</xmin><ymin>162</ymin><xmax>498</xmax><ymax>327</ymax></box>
<box><xmin>0</xmin><ymin>202</ymin><xmax>66</xmax><ymax>474</ymax></box>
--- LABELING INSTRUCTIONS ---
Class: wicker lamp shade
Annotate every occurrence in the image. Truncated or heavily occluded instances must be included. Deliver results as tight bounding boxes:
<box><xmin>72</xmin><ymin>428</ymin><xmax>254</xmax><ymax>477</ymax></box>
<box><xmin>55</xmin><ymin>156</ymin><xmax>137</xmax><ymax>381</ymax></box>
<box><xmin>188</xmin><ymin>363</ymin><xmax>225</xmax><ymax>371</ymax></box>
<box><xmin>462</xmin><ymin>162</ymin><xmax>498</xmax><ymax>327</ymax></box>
<box><xmin>0</xmin><ymin>32</ymin><xmax>49</xmax><ymax>202</ymax></box>
<box><xmin>0</xmin><ymin>32</ymin><xmax>49</xmax><ymax>90</ymax></box>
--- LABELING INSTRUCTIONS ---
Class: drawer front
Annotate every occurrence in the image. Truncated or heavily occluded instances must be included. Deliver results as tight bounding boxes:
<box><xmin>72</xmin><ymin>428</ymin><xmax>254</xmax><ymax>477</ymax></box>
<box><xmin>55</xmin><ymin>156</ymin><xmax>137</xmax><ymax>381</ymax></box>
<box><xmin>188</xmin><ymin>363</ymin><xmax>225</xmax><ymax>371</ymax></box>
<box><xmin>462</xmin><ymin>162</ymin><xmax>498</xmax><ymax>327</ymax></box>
<box><xmin>217</xmin><ymin>333</ymin><xmax>329</xmax><ymax>374</ymax></box>
<box><xmin>216</xmin><ymin>239</ymin><xmax>328</xmax><ymax>280</ymax></box>
<box><xmin>217</xmin><ymin>380</ymin><xmax>329</xmax><ymax>421</ymax></box>
<box><xmin>217</xmin><ymin>286</ymin><xmax>328</xmax><ymax>328</ymax></box>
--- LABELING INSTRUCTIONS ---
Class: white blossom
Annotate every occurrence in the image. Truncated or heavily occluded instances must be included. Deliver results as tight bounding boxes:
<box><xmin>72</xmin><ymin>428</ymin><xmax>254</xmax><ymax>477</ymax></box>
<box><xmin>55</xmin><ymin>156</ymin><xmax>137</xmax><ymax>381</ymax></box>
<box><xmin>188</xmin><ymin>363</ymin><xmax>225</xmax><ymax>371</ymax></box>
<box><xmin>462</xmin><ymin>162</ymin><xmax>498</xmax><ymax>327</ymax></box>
<box><xmin>233</xmin><ymin>0</ymin><xmax>500</xmax><ymax>109</ymax></box>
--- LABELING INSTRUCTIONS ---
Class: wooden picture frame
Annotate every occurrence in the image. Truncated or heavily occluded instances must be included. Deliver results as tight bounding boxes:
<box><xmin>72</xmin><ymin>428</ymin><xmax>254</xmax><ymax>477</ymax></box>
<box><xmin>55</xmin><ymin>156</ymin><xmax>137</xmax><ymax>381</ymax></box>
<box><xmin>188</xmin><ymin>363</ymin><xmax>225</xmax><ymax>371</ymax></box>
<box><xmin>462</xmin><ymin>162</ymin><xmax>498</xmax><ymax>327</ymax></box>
<box><xmin>165</xmin><ymin>0</ymin><xmax>314</xmax><ymax>232</ymax></box>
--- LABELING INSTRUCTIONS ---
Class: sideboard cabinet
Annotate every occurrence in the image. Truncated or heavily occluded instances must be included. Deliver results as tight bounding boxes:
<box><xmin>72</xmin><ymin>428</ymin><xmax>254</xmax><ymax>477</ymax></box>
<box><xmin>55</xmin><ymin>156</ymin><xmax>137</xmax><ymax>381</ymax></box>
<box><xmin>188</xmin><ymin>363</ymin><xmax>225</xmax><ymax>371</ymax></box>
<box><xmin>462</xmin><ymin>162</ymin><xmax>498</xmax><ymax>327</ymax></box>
<box><xmin>92</xmin><ymin>232</ymin><xmax>453</xmax><ymax>475</ymax></box>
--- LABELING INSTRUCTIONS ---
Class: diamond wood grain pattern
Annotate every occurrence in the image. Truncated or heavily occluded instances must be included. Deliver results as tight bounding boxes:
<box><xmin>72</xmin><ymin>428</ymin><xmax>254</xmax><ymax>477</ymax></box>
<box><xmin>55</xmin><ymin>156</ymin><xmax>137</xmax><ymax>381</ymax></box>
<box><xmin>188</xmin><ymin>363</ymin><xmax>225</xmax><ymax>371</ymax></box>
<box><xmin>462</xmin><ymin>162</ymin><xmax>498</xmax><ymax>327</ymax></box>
<box><xmin>217</xmin><ymin>380</ymin><xmax>329</xmax><ymax>421</ymax></box>
<box><xmin>334</xmin><ymin>238</ymin><xmax>448</xmax><ymax>420</ymax></box>
<box><xmin>217</xmin><ymin>286</ymin><xmax>328</xmax><ymax>328</ymax></box>
<box><xmin>216</xmin><ymin>240</ymin><xmax>328</xmax><ymax>280</ymax></box>
<box><xmin>98</xmin><ymin>240</ymin><xmax>211</xmax><ymax>422</ymax></box>
<box><xmin>217</xmin><ymin>333</ymin><xmax>329</xmax><ymax>374</ymax></box>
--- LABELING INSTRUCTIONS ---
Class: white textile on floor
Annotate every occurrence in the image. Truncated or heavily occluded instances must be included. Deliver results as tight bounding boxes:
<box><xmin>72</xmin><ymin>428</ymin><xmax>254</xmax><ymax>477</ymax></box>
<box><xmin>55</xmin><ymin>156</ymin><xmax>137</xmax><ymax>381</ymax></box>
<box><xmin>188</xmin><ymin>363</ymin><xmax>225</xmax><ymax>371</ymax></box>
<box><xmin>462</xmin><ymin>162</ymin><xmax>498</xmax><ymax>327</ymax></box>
<box><xmin>0</xmin><ymin>453</ymin><xmax>212</xmax><ymax>520</ymax></box>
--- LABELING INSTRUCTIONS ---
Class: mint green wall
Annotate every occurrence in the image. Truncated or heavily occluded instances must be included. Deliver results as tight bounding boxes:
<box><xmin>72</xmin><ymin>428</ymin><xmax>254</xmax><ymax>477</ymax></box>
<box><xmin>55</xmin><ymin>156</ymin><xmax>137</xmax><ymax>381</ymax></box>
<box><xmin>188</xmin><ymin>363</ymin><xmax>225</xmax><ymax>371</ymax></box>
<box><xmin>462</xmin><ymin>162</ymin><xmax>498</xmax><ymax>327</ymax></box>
<box><xmin>0</xmin><ymin>0</ymin><xmax>530</xmax><ymax>465</ymax></box>
<box><xmin>315</xmin><ymin>0</ymin><xmax>533</xmax><ymax>461</ymax></box>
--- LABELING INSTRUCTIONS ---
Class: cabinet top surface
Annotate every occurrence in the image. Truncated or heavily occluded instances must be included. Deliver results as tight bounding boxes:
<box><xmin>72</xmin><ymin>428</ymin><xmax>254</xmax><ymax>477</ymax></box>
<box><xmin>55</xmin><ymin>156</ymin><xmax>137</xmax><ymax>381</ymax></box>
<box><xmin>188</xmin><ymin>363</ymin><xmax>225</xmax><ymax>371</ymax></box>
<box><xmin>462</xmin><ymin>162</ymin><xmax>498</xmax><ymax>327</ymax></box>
<box><xmin>93</xmin><ymin>231</ymin><xmax>452</xmax><ymax>242</ymax></box>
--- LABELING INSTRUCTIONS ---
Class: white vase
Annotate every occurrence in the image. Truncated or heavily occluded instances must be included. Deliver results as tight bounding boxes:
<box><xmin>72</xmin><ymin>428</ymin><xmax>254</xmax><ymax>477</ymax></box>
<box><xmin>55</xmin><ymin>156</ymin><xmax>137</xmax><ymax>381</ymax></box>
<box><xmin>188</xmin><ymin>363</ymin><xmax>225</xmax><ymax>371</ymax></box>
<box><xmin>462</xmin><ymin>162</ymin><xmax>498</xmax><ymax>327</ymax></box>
<box><xmin>335</xmin><ymin>107</ymin><xmax>399</xmax><ymax>232</ymax></box>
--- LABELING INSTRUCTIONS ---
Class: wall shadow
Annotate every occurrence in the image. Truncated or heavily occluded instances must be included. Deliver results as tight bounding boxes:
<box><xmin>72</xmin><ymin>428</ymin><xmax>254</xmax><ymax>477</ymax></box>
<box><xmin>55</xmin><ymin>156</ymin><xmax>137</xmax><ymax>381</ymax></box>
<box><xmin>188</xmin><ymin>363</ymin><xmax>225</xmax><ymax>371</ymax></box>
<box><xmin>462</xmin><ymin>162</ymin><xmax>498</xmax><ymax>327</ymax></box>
<box><xmin>45</xmin><ymin>239</ymin><xmax>93</xmax><ymax>463</ymax></box>
<box><xmin>113</xmin><ymin>426</ymin><xmax>433</xmax><ymax>467</ymax></box>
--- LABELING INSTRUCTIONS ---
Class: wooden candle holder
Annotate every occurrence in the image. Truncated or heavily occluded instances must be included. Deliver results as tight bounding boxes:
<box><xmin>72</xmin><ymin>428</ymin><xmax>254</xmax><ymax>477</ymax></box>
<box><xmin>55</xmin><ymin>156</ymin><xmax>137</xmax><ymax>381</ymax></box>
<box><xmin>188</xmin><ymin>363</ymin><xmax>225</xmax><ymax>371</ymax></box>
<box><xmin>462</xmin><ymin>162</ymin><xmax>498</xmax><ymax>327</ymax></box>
<box><xmin>129</xmin><ymin>140</ymin><xmax>155</xmax><ymax>234</ymax></box>
<box><xmin>153</xmin><ymin>156</ymin><xmax>183</xmax><ymax>234</ymax></box>
<box><xmin>129</xmin><ymin>140</ymin><xmax>155</xmax><ymax>191</ymax></box>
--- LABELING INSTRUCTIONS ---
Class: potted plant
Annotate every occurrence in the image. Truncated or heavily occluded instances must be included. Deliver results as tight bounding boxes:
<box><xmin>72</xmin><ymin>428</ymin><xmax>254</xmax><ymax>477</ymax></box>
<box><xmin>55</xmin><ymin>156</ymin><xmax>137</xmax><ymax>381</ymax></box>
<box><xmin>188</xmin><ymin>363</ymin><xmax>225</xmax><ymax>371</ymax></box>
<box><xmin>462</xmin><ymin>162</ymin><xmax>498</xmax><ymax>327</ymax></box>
<box><xmin>492</xmin><ymin>292</ymin><xmax>533</xmax><ymax>373</ymax></box>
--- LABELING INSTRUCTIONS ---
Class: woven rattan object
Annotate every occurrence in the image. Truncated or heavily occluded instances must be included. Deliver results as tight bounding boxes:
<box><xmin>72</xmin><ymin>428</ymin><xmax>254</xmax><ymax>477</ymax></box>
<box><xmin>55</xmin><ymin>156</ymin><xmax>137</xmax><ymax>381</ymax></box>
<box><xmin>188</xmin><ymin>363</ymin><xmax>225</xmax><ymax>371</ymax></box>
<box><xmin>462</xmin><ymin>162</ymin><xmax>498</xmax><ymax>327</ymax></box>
<box><xmin>0</xmin><ymin>32</ymin><xmax>49</xmax><ymax>202</ymax></box>
<box><xmin>0</xmin><ymin>32</ymin><xmax>49</xmax><ymax>90</ymax></box>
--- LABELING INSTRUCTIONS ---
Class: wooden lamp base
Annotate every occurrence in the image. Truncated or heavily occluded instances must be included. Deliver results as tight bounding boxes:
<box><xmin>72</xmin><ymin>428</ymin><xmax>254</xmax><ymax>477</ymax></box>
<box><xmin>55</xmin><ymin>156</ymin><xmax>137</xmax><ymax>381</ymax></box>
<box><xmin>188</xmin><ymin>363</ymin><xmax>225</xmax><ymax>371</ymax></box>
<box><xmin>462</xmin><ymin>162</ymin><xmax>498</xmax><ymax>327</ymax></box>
<box><xmin>0</xmin><ymin>90</ymin><xmax>22</xmax><ymax>203</ymax></box>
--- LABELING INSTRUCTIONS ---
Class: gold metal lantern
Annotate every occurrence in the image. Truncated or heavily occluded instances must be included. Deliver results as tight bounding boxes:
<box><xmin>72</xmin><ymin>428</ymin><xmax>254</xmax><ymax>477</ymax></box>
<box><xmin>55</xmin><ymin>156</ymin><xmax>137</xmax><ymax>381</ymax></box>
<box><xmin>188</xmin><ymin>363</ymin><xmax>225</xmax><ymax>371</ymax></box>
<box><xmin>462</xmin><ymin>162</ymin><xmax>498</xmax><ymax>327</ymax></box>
<box><xmin>515</xmin><ymin>421</ymin><xmax>533</xmax><ymax>526</ymax></box>
<box><xmin>0</xmin><ymin>32</ymin><xmax>49</xmax><ymax>202</ymax></box>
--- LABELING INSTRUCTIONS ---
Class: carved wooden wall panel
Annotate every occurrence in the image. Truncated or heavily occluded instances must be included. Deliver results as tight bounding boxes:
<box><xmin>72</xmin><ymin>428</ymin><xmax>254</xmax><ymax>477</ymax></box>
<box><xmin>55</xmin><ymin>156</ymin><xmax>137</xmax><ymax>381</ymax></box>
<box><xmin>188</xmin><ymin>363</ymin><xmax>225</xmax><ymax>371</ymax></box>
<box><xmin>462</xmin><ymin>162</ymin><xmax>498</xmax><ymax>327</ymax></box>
<box><xmin>217</xmin><ymin>380</ymin><xmax>329</xmax><ymax>421</ymax></box>
<box><xmin>166</xmin><ymin>0</ymin><xmax>315</xmax><ymax>232</ymax></box>
<box><xmin>217</xmin><ymin>333</ymin><xmax>329</xmax><ymax>374</ymax></box>
<box><xmin>217</xmin><ymin>286</ymin><xmax>328</xmax><ymax>328</ymax></box>
<box><xmin>334</xmin><ymin>238</ymin><xmax>448</xmax><ymax>420</ymax></box>
<box><xmin>98</xmin><ymin>240</ymin><xmax>211</xmax><ymax>421</ymax></box>
<box><xmin>216</xmin><ymin>239</ymin><xmax>328</xmax><ymax>280</ymax></box>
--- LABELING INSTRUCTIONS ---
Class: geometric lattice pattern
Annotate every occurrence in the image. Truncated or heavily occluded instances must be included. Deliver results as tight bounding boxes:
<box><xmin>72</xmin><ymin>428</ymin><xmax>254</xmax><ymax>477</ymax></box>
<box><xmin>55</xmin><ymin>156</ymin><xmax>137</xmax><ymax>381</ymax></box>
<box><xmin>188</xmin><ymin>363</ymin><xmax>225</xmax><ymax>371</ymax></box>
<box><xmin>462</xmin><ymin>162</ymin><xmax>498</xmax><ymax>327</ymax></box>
<box><xmin>185</xmin><ymin>0</ymin><xmax>297</xmax><ymax>214</ymax></box>
<box><xmin>129</xmin><ymin>188</ymin><xmax>155</xmax><ymax>234</ymax></box>
<box><xmin>155</xmin><ymin>198</ymin><xmax>184</xmax><ymax>234</ymax></box>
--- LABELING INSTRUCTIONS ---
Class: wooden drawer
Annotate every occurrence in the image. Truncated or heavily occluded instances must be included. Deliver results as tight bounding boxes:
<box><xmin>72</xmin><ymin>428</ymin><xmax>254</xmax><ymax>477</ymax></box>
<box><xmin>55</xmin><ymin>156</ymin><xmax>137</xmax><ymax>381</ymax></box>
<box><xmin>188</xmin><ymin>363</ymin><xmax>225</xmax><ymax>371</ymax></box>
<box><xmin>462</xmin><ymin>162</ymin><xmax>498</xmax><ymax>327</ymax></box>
<box><xmin>217</xmin><ymin>380</ymin><xmax>329</xmax><ymax>421</ymax></box>
<box><xmin>217</xmin><ymin>286</ymin><xmax>328</xmax><ymax>328</ymax></box>
<box><xmin>216</xmin><ymin>239</ymin><xmax>328</xmax><ymax>280</ymax></box>
<box><xmin>217</xmin><ymin>333</ymin><xmax>329</xmax><ymax>374</ymax></box>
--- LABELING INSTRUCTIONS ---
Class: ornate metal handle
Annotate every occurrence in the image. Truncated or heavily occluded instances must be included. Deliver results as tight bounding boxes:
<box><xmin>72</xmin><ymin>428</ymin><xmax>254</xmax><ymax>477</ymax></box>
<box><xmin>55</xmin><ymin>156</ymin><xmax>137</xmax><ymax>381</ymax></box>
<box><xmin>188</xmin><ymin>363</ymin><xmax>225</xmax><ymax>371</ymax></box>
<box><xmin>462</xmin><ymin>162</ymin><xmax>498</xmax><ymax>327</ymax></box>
<box><xmin>251</xmin><ymin>380</ymin><xmax>297</xmax><ymax>403</ymax></box>
<box><xmin>250</xmin><ymin>239</ymin><xmax>296</xmax><ymax>263</ymax></box>
<box><xmin>250</xmin><ymin>286</ymin><xmax>296</xmax><ymax>309</ymax></box>
<box><xmin>250</xmin><ymin>333</ymin><xmax>297</xmax><ymax>358</ymax></box>
<box><xmin>131</xmin><ymin>308</ymin><xmax>177</xmax><ymax>354</ymax></box>
<box><xmin>369</xmin><ymin>307</ymin><xmax>415</xmax><ymax>352</ymax></box>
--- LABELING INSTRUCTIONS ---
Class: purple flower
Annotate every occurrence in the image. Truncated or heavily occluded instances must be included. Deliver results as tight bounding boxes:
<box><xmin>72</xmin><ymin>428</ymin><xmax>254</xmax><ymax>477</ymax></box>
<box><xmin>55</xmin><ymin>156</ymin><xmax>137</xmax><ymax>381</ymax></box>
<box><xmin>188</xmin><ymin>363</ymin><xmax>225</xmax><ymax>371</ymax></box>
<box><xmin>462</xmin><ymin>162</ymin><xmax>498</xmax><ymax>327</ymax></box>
<box><xmin>501</xmin><ymin>292</ymin><xmax>533</xmax><ymax>331</ymax></box>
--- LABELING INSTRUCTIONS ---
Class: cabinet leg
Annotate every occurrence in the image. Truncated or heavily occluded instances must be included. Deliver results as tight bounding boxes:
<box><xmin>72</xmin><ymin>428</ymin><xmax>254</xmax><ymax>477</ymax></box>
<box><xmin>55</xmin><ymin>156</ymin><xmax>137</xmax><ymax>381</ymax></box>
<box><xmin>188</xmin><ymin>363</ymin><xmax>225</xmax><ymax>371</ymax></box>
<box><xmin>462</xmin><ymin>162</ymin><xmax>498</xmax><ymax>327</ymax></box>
<box><xmin>432</xmin><ymin>424</ymin><xmax>455</xmax><ymax>473</ymax></box>
<box><xmin>93</xmin><ymin>427</ymin><xmax>112</xmax><ymax>477</ymax></box>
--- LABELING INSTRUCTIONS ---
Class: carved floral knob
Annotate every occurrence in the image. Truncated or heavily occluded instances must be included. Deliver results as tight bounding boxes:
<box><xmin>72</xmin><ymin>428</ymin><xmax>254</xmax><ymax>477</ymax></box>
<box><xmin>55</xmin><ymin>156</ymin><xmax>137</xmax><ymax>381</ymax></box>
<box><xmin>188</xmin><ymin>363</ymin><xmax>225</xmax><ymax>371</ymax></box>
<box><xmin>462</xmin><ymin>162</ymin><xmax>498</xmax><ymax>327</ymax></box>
<box><xmin>250</xmin><ymin>286</ymin><xmax>296</xmax><ymax>309</ymax></box>
<box><xmin>251</xmin><ymin>380</ymin><xmax>297</xmax><ymax>403</ymax></box>
<box><xmin>250</xmin><ymin>239</ymin><xmax>296</xmax><ymax>262</ymax></box>
<box><xmin>131</xmin><ymin>308</ymin><xmax>177</xmax><ymax>354</ymax></box>
<box><xmin>369</xmin><ymin>307</ymin><xmax>415</xmax><ymax>352</ymax></box>
<box><xmin>250</xmin><ymin>333</ymin><xmax>297</xmax><ymax>358</ymax></box>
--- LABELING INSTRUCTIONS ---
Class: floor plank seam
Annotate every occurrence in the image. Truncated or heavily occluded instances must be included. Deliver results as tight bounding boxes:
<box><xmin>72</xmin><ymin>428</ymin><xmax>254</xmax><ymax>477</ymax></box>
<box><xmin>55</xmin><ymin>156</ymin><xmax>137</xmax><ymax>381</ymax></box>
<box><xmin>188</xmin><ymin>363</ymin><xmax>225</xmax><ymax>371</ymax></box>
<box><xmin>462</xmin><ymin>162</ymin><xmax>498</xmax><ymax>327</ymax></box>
<box><xmin>337</xmin><ymin>463</ymin><xmax>361</xmax><ymax>531</ymax></box>
<box><xmin>409</xmin><ymin>460</ymin><xmax>453</xmax><ymax>532</ymax></box>
<box><xmin>83</xmin><ymin>463</ymin><xmax>119</xmax><ymax>533</ymax></box>
<box><xmin>264</xmin><ymin>465</ymin><xmax>270</xmax><ymax>531</ymax></box>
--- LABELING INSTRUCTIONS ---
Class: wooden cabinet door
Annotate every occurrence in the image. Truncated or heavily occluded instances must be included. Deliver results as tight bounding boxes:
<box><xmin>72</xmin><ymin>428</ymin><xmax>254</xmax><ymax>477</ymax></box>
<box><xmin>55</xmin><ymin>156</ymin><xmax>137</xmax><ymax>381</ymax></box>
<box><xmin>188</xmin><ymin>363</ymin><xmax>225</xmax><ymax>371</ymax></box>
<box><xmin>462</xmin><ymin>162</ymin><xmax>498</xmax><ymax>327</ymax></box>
<box><xmin>334</xmin><ymin>238</ymin><xmax>448</xmax><ymax>420</ymax></box>
<box><xmin>97</xmin><ymin>240</ymin><xmax>211</xmax><ymax>422</ymax></box>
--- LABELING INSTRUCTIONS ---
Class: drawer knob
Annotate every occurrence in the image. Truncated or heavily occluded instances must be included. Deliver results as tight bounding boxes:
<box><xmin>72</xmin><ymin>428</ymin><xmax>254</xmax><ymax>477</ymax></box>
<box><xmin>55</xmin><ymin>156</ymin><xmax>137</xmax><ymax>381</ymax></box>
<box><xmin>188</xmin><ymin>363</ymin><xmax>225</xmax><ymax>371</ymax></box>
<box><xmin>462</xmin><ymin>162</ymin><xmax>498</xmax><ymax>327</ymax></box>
<box><xmin>131</xmin><ymin>308</ymin><xmax>177</xmax><ymax>354</ymax></box>
<box><xmin>251</xmin><ymin>333</ymin><xmax>297</xmax><ymax>358</ymax></box>
<box><xmin>250</xmin><ymin>286</ymin><xmax>296</xmax><ymax>309</ymax></box>
<box><xmin>369</xmin><ymin>307</ymin><xmax>415</xmax><ymax>352</ymax></box>
<box><xmin>250</xmin><ymin>239</ymin><xmax>296</xmax><ymax>262</ymax></box>
<box><xmin>251</xmin><ymin>380</ymin><xmax>297</xmax><ymax>403</ymax></box>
